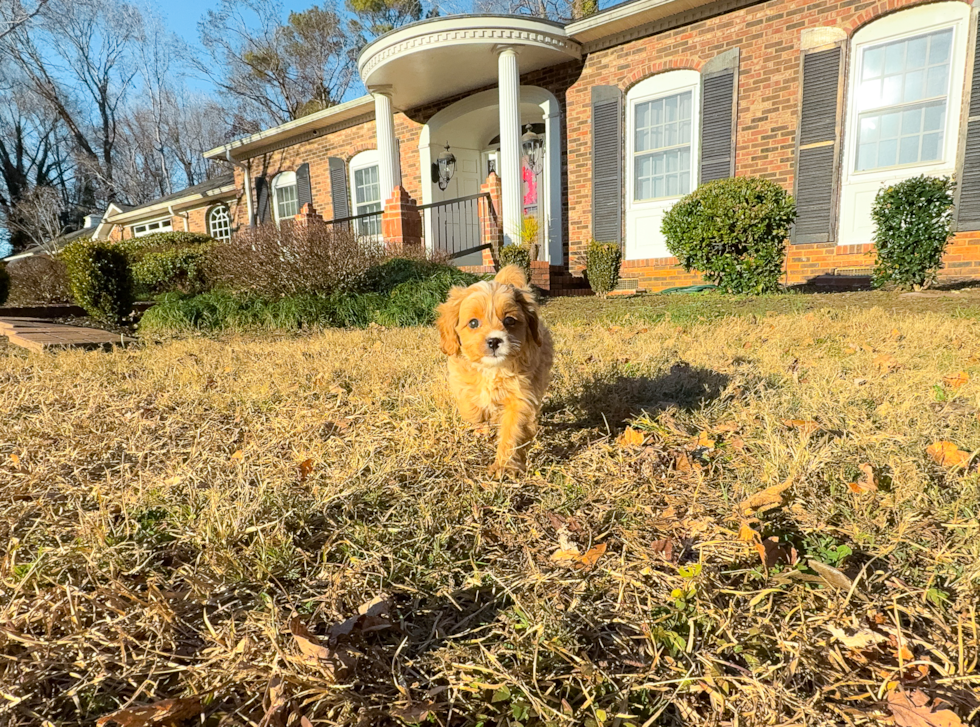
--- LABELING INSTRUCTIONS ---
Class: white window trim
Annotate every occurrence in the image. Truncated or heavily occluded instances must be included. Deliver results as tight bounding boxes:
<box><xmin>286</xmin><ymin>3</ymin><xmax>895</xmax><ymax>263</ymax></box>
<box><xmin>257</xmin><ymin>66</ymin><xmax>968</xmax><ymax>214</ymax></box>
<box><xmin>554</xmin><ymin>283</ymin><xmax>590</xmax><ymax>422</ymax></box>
<box><xmin>626</xmin><ymin>70</ymin><xmax>701</xmax><ymax>213</ymax></box>
<box><xmin>208</xmin><ymin>204</ymin><xmax>232</xmax><ymax>241</ymax></box>
<box><xmin>349</xmin><ymin>149</ymin><xmax>382</xmax><ymax>238</ymax></box>
<box><xmin>843</xmin><ymin>3</ymin><xmax>970</xmax><ymax>183</ymax></box>
<box><xmin>131</xmin><ymin>216</ymin><xmax>174</xmax><ymax>237</ymax></box>
<box><xmin>837</xmin><ymin>1</ymin><xmax>970</xmax><ymax>247</ymax></box>
<box><xmin>272</xmin><ymin>171</ymin><xmax>298</xmax><ymax>224</ymax></box>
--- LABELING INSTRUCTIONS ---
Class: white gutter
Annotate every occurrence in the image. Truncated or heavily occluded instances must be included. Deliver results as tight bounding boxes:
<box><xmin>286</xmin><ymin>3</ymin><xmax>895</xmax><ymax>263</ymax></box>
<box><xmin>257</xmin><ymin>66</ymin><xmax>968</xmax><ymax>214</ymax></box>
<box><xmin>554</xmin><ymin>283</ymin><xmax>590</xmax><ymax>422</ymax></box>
<box><xmin>168</xmin><ymin>205</ymin><xmax>190</xmax><ymax>232</ymax></box>
<box><xmin>225</xmin><ymin>150</ymin><xmax>254</xmax><ymax>226</ymax></box>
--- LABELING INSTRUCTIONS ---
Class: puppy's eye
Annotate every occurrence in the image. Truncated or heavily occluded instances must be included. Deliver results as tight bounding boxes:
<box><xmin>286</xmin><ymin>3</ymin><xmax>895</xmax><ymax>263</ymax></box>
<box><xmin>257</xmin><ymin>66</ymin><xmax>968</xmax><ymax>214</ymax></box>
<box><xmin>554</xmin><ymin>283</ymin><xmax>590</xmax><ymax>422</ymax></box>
<box><xmin>503</xmin><ymin>316</ymin><xmax>518</xmax><ymax>327</ymax></box>
<box><xmin>468</xmin><ymin>318</ymin><xmax>480</xmax><ymax>329</ymax></box>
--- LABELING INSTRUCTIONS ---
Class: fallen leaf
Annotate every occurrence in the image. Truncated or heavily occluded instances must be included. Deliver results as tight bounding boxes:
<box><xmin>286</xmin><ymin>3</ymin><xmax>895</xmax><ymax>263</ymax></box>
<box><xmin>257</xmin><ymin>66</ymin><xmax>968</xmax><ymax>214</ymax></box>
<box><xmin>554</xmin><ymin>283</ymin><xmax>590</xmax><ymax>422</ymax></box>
<box><xmin>754</xmin><ymin>537</ymin><xmax>798</xmax><ymax>569</ymax></box>
<box><xmin>782</xmin><ymin>419</ymin><xmax>820</xmax><ymax>435</ymax></box>
<box><xmin>229</xmin><ymin>450</ymin><xmax>244</xmax><ymax>462</ymax></box>
<box><xmin>740</xmin><ymin>478</ymin><xmax>793</xmax><ymax>516</ymax></box>
<box><xmin>926</xmin><ymin>441</ymin><xmax>970</xmax><ymax>468</ymax></box>
<box><xmin>943</xmin><ymin>371</ymin><xmax>969</xmax><ymax>389</ymax></box>
<box><xmin>617</xmin><ymin>427</ymin><xmax>644</xmax><ymax>448</ymax></box>
<box><xmin>890</xmin><ymin>328</ymin><xmax>902</xmax><ymax>339</ymax></box>
<box><xmin>289</xmin><ymin>617</ymin><xmax>332</xmax><ymax>662</ymax></box>
<box><xmin>579</xmin><ymin>542</ymin><xmax>607</xmax><ymax>568</ymax></box>
<box><xmin>847</xmin><ymin>463</ymin><xmax>878</xmax><ymax>493</ymax></box>
<box><xmin>827</xmin><ymin>625</ymin><xmax>888</xmax><ymax>649</ymax></box>
<box><xmin>650</xmin><ymin>538</ymin><xmax>675</xmax><ymax>562</ymax></box>
<box><xmin>873</xmin><ymin>354</ymin><xmax>900</xmax><ymax>373</ymax></box>
<box><xmin>738</xmin><ymin>521</ymin><xmax>761</xmax><ymax>543</ymax></box>
<box><xmin>97</xmin><ymin>697</ymin><xmax>203</xmax><ymax>726</ymax></box>
<box><xmin>674</xmin><ymin>452</ymin><xmax>694</xmax><ymax>473</ymax></box>
<box><xmin>551</xmin><ymin>542</ymin><xmax>607</xmax><ymax>570</ymax></box>
<box><xmin>886</xmin><ymin>689</ymin><xmax>964</xmax><ymax>727</ymax></box>
<box><xmin>298</xmin><ymin>458</ymin><xmax>314</xmax><ymax>482</ymax></box>
<box><xmin>808</xmin><ymin>559</ymin><xmax>853</xmax><ymax>590</ymax></box>
<box><xmin>260</xmin><ymin>676</ymin><xmax>288</xmax><ymax>727</ymax></box>
<box><xmin>390</xmin><ymin>702</ymin><xmax>438</xmax><ymax>724</ymax></box>
<box><xmin>10</xmin><ymin>453</ymin><xmax>20</xmax><ymax>465</ymax></box>
<box><xmin>692</xmin><ymin>431</ymin><xmax>716</xmax><ymax>450</ymax></box>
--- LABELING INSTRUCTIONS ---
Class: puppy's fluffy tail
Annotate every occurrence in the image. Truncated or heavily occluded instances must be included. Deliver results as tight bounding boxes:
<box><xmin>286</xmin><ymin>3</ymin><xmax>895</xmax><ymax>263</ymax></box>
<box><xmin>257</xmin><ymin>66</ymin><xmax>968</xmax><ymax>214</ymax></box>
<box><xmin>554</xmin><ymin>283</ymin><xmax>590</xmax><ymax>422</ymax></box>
<box><xmin>495</xmin><ymin>264</ymin><xmax>528</xmax><ymax>289</ymax></box>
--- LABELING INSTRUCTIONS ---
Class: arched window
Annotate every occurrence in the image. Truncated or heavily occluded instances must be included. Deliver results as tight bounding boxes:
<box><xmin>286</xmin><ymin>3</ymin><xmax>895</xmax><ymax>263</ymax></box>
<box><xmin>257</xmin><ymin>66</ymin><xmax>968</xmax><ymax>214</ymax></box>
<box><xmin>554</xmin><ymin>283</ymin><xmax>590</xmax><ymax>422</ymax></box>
<box><xmin>838</xmin><ymin>2</ymin><xmax>970</xmax><ymax>245</ymax></box>
<box><xmin>349</xmin><ymin>150</ymin><xmax>381</xmax><ymax>237</ymax></box>
<box><xmin>625</xmin><ymin>70</ymin><xmax>700</xmax><ymax>260</ymax></box>
<box><xmin>208</xmin><ymin>204</ymin><xmax>232</xmax><ymax>242</ymax></box>
<box><xmin>272</xmin><ymin>171</ymin><xmax>299</xmax><ymax>223</ymax></box>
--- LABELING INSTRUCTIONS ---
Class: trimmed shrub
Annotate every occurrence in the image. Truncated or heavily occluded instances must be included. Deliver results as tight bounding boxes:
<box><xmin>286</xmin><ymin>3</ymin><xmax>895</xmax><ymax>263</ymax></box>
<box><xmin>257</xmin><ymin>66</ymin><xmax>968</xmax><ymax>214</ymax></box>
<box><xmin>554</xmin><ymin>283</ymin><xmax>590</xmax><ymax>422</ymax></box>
<box><xmin>61</xmin><ymin>239</ymin><xmax>135</xmax><ymax>323</ymax></box>
<box><xmin>585</xmin><ymin>241</ymin><xmax>622</xmax><ymax>296</ymax></box>
<box><xmin>356</xmin><ymin>257</ymin><xmax>452</xmax><ymax>295</ymax></box>
<box><xmin>115</xmin><ymin>231</ymin><xmax>213</xmax><ymax>255</ymax></box>
<box><xmin>5</xmin><ymin>254</ymin><xmax>72</xmax><ymax>304</ymax></box>
<box><xmin>662</xmin><ymin>177</ymin><xmax>796</xmax><ymax>294</ymax></box>
<box><xmin>871</xmin><ymin>175</ymin><xmax>955</xmax><ymax>290</ymax></box>
<box><xmin>0</xmin><ymin>262</ymin><xmax>9</xmax><ymax>306</ymax></box>
<box><xmin>206</xmin><ymin>222</ymin><xmax>384</xmax><ymax>296</ymax></box>
<box><xmin>139</xmin><ymin>258</ymin><xmax>480</xmax><ymax>336</ymax></box>
<box><xmin>497</xmin><ymin>244</ymin><xmax>531</xmax><ymax>282</ymax></box>
<box><xmin>130</xmin><ymin>245</ymin><xmax>213</xmax><ymax>296</ymax></box>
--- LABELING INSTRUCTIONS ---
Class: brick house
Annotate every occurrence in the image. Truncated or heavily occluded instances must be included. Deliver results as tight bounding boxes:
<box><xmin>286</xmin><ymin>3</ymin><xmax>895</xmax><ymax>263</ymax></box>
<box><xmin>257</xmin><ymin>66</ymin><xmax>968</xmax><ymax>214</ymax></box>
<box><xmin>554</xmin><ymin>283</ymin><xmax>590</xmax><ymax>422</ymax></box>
<box><xmin>197</xmin><ymin>0</ymin><xmax>980</xmax><ymax>293</ymax></box>
<box><xmin>95</xmin><ymin>174</ymin><xmax>237</xmax><ymax>243</ymax></box>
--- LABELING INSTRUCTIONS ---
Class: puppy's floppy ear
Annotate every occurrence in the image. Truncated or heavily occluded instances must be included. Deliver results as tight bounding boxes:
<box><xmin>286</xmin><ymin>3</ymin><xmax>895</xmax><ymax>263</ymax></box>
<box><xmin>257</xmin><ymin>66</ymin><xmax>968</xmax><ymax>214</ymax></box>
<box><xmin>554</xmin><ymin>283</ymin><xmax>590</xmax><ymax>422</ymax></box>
<box><xmin>517</xmin><ymin>290</ymin><xmax>542</xmax><ymax>346</ymax></box>
<box><xmin>494</xmin><ymin>264</ymin><xmax>528</xmax><ymax>289</ymax></box>
<box><xmin>436</xmin><ymin>286</ymin><xmax>466</xmax><ymax>356</ymax></box>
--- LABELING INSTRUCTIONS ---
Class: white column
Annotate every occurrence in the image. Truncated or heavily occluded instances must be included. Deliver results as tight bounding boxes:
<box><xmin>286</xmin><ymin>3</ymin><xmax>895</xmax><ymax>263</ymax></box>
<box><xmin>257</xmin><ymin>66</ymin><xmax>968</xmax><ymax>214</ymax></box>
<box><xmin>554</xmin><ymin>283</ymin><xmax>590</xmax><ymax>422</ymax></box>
<box><xmin>496</xmin><ymin>46</ymin><xmax>522</xmax><ymax>248</ymax></box>
<box><xmin>372</xmin><ymin>88</ymin><xmax>400</xmax><ymax>207</ymax></box>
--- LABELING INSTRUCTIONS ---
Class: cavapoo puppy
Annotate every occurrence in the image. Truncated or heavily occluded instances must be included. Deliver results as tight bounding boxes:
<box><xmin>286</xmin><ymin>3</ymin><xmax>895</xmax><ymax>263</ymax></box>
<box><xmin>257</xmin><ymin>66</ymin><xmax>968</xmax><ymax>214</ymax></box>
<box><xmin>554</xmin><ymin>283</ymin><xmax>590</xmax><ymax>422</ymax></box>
<box><xmin>436</xmin><ymin>264</ymin><xmax>554</xmax><ymax>477</ymax></box>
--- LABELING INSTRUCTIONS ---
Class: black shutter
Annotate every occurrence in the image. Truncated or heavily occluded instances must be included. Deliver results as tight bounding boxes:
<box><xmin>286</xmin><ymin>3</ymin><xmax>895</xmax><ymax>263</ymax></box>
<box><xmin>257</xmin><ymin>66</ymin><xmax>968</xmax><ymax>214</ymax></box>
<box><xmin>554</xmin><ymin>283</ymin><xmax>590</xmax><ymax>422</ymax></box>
<box><xmin>700</xmin><ymin>49</ymin><xmax>739</xmax><ymax>184</ymax></box>
<box><xmin>255</xmin><ymin>175</ymin><xmax>271</xmax><ymax>225</ymax></box>
<box><xmin>793</xmin><ymin>45</ymin><xmax>843</xmax><ymax>243</ymax></box>
<box><xmin>956</xmin><ymin>15</ymin><xmax>980</xmax><ymax>230</ymax></box>
<box><xmin>296</xmin><ymin>163</ymin><xmax>312</xmax><ymax>212</ymax></box>
<box><xmin>328</xmin><ymin>157</ymin><xmax>350</xmax><ymax>219</ymax></box>
<box><xmin>591</xmin><ymin>85</ymin><xmax>622</xmax><ymax>245</ymax></box>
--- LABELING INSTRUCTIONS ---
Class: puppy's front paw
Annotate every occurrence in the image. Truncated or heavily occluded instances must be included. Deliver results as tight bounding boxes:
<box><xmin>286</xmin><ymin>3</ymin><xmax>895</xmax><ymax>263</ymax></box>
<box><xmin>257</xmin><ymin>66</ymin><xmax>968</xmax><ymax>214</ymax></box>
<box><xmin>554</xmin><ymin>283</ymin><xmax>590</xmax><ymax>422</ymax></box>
<box><xmin>488</xmin><ymin>458</ymin><xmax>524</xmax><ymax>480</ymax></box>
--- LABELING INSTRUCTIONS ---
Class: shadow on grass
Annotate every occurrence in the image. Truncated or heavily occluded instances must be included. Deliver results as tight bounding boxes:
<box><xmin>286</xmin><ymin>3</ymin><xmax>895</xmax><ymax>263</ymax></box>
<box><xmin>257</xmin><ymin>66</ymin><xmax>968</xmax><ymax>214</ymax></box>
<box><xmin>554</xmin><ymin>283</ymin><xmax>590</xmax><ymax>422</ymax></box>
<box><xmin>548</xmin><ymin>362</ymin><xmax>731</xmax><ymax>429</ymax></box>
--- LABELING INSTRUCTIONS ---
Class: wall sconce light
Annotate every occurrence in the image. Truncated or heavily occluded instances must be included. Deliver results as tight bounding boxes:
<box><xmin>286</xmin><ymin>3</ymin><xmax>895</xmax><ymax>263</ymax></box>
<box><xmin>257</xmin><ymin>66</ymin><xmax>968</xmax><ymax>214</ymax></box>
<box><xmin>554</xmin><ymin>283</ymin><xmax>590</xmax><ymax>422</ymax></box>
<box><xmin>521</xmin><ymin>124</ymin><xmax>545</xmax><ymax>174</ymax></box>
<box><xmin>431</xmin><ymin>143</ymin><xmax>456</xmax><ymax>190</ymax></box>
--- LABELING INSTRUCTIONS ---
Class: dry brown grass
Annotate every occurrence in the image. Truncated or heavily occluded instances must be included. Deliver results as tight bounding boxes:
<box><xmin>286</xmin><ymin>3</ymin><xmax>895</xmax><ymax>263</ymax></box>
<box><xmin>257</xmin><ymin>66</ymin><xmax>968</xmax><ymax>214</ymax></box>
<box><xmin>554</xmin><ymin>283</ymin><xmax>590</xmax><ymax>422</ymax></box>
<box><xmin>1</xmin><ymin>297</ymin><xmax>979</xmax><ymax>726</ymax></box>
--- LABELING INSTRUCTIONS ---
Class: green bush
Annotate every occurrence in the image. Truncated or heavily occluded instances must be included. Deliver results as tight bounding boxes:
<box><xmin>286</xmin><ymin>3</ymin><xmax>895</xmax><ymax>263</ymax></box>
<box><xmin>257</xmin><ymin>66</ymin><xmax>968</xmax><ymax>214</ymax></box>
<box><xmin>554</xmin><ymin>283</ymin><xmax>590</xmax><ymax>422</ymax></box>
<box><xmin>585</xmin><ymin>241</ymin><xmax>622</xmax><ymax>296</ymax></box>
<box><xmin>0</xmin><ymin>262</ymin><xmax>10</xmax><ymax>306</ymax></box>
<box><xmin>497</xmin><ymin>244</ymin><xmax>531</xmax><ymax>283</ymax></box>
<box><xmin>60</xmin><ymin>239</ymin><xmax>135</xmax><ymax>323</ymax></box>
<box><xmin>130</xmin><ymin>244</ymin><xmax>213</xmax><ymax>296</ymax></box>
<box><xmin>116</xmin><ymin>231</ymin><xmax>213</xmax><ymax>255</ymax></box>
<box><xmin>139</xmin><ymin>258</ymin><xmax>481</xmax><ymax>336</ymax></box>
<box><xmin>871</xmin><ymin>175</ymin><xmax>955</xmax><ymax>290</ymax></box>
<box><xmin>662</xmin><ymin>177</ymin><xmax>796</xmax><ymax>294</ymax></box>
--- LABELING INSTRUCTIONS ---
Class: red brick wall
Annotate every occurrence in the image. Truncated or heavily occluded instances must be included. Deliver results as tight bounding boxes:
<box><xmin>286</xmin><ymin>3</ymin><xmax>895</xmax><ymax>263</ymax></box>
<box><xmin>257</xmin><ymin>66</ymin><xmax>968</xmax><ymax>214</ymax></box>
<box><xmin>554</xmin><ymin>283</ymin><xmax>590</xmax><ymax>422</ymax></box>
<box><xmin>564</xmin><ymin>0</ymin><xmax>975</xmax><ymax>291</ymax></box>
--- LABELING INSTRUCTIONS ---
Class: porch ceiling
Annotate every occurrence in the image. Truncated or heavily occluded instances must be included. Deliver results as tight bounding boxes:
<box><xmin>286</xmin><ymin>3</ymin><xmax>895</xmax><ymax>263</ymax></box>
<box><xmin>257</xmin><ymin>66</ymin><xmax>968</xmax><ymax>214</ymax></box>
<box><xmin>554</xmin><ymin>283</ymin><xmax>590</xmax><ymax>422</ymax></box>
<box><xmin>358</xmin><ymin>15</ymin><xmax>581</xmax><ymax>111</ymax></box>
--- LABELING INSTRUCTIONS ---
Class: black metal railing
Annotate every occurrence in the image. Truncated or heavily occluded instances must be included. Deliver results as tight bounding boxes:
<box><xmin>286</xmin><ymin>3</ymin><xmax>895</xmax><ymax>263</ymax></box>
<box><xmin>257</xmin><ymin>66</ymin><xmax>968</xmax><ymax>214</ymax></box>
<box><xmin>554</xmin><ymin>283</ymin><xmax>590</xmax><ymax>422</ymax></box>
<box><xmin>418</xmin><ymin>193</ymin><xmax>490</xmax><ymax>263</ymax></box>
<box><xmin>326</xmin><ymin>209</ymin><xmax>383</xmax><ymax>240</ymax></box>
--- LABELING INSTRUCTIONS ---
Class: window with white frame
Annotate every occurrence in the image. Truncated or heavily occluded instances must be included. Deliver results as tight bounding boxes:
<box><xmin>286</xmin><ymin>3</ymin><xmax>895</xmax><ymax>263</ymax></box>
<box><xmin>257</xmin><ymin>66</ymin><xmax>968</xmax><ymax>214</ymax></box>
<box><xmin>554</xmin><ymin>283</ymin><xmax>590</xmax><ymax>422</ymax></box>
<box><xmin>854</xmin><ymin>28</ymin><xmax>953</xmax><ymax>172</ymax></box>
<box><xmin>349</xmin><ymin>150</ymin><xmax>381</xmax><ymax>238</ymax></box>
<box><xmin>132</xmin><ymin>218</ymin><xmax>173</xmax><ymax>237</ymax></box>
<box><xmin>633</xmin><ymin>90</ymin><xmax>694</xmax><ymax>201</ymax></box>
<box><xmin>272</xmin><ymin>171</ymin><xmax>299</xmax><ymax>222</ymax></box>
<box><xmin>208</xmin><ymin>204</ymin><xmax>232</xmax><ymax>241</ymax></box>
<box><xmin>624</xmin><ymin>70</ymin><xmax>700</xmax><ymax>260</ymax></box>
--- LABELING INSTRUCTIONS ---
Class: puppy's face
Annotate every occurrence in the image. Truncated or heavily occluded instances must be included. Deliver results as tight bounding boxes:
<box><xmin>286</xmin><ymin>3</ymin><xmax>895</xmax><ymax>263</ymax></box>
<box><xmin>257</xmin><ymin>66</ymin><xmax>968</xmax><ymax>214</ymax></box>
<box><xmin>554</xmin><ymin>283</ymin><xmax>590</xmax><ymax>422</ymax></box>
<box><xmin>437</xmin><ymin>281</ymin><xmax>540</xmax><ymax>367</ymax></box>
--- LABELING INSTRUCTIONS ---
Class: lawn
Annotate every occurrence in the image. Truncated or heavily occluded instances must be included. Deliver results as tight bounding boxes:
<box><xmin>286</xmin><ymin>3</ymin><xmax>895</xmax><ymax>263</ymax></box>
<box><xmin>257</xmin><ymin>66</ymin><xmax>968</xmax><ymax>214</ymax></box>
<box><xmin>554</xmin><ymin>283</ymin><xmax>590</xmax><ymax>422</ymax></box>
<box><xmin>1</xmin><ymin>291</ymin><xmax>979</xmax><ymax>726</ymax></box>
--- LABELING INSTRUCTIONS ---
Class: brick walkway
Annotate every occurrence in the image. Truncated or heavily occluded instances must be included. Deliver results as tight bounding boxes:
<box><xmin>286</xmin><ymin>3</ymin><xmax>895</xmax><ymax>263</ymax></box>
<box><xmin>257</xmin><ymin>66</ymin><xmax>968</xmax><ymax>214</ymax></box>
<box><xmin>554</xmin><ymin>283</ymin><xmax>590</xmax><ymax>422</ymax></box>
<box><xmin>0</xmin><ymin>317</ymin><xmax>136</xmax><ymax>353</ymax></box>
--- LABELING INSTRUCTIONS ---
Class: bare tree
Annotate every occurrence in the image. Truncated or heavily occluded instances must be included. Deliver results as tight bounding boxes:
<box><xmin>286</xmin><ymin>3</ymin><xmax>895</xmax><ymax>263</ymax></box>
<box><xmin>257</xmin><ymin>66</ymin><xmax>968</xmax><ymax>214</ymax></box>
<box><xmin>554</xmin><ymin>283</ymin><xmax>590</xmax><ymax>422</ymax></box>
<box><xmin>196</xmin><ymin>0</ymin><xmax>358</xmax><ymax>126</ymax></box>
<box><xmin>0</xmin><ymin>0</ymin><xmax>49</xmax><ymax>41</ymax></box>
<box><xmin>473</xmin><ymin>0</ymin><xmax>595</xmax><ymax>21</ymax></box>
<box><xmin>6</xmin><ymin>185</ymin><xmax>67</xmax><ymax>250</ymax></box>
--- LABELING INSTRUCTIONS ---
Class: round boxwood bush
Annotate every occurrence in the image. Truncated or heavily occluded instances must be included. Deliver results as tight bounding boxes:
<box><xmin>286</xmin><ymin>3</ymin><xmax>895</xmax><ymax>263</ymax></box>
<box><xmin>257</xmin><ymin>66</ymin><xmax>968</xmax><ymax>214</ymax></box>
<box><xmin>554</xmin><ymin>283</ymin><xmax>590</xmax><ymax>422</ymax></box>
<box><xmin>871</xmin><ymin>175</ymin><xmax>955</xmax><ymax>290</ymax></box>
<box><xmin>61</xmin><ymin>239</ymin><xmax>135</xmax><ymax>323</ymax></box>
<box><xmin>585</xmin><ymin>241</ymin><xmax>622</xmax><ymax>296</ymax></box>
<box><xmin>130</xmin><ymin>244</ymin><xmax>213</xmax><ymax>295</ymax></box>
<box><xmin>0</xmin><ymin>262</ymin><xmax>10</xmax><ymax>306</ymax></box>
<box><xmin>662</xmin><ymin>177</ymin><xmax>796</xmax><ymax>294</ymax></box>
<box><xmin>497</xmin><ymin>244</ymin><xmax>531</xmax><ymax>283</ymax></box>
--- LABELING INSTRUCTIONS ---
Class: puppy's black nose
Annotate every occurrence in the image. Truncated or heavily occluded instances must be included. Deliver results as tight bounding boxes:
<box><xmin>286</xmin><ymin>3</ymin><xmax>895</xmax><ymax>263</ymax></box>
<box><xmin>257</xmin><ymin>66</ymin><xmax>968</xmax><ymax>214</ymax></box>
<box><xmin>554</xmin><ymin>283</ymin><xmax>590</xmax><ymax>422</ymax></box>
<box><xmin>486</xmin><ymin>337</ymin><xmax>503</xmax><ymax>352</ymax></box>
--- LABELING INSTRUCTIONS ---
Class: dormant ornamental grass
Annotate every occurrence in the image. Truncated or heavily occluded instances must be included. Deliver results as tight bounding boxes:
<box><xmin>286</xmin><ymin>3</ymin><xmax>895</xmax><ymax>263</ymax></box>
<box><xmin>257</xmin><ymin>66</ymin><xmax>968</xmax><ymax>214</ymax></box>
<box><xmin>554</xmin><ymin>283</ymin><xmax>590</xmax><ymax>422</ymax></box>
<box><xmin>1</xmin><ymin>297</ymin><xmax>979</xmax><ymax>726</ymax></box>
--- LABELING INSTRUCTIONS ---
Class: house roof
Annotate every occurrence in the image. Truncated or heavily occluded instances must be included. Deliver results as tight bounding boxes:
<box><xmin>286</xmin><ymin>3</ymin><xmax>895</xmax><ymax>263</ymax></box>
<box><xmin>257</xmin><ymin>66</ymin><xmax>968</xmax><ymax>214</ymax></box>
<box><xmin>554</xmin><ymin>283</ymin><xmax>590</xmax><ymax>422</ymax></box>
<box><xmin>565</xmin><ymin>0</ymin><xmax>724</xmax><ymax>48</ymax></box>
<box><xmin>203</xmin><ymin>96</ymin><xmax>376</xmax><ymax>161</ymax></box>
<box><xmin>2</xmin><ymin>223</ymin><xmax>100</xmax><ymax>262</ymax></box>
<box><xmin>104</xmin><ymin>174</ymin><xmax>236</xmax><ymax>224</ymax></box>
